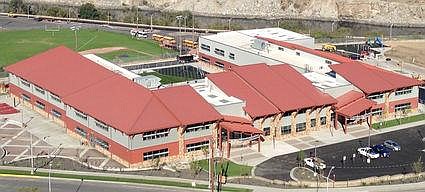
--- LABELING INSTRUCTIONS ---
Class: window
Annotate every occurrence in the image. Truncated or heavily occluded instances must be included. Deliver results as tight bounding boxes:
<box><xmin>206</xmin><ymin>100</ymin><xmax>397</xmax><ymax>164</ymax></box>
<box><xmin>263</xmin><ymin>127</ymin><xmax>270</xmax><ymax>136</ymax></box>
<box><xmin>200</xmin><ymin>57</ymin><xmax>210</xmax><ymax>63</ymax></box>
<box><xmin>94</xmin><ymin>137</ymin><xmax>109</xmax><ymax>150</ymax></box>
<box><xmin>395</xmin><ymin>103</ymin><xmax>411</xmax><ymax>113</ymax></box>
<box><xmin>200</xmin><ymin>44</ymin><xmax>210</xmax><ymax>51</ymax></box>
<box><xmin>215</xmin><ymin>61</ymin><xmax>224</xmax><ymax>69</ymax></box>
<box><xmin>325</xmin><ymin>60</ymin><xmax>332</xmax><ymax>65</ymax></box>
<box><xmin>35</xmin><ymin>101</ymin><xmax>45</xmax><ymax>110</ymax></box>
<box><xmin>320</xmin><ymin>117</ymin><xmax>327</xmax><ymax>125</ymax></box>
<box><xmin>20</xmin><ymin>79</ymin><xmax>30</xmax><ymax>87</ymax></box>
<box><xmin>326</xmin><ymin>71</ymin><xmax>336</xmax><ymax>78</ymax></box>
<box><xmin>281</xmin><ymin>125</ymin><xmax>291</xmax><ymax>135</ymax></box>
<box><xmin>50</xmin><ymin>94</ymin><xmax>62</xmax><ymax>103</ymax></box>
<box><xmin>51</xmin><ymin>109</ymin><xmax>62</xmax><ymax>118</ymax></box>
<box><xmin>186</xmin><ymin>141</ymin><xmax>209</xmax><ymax>152</ymax></box>
<box><xmin>368</xmin><ymin>93</ymin><xmax>384</xmax><ymax>100</ymax></box>
<box><xmin>143</xmin><ymin>148</ymin><xmax>168</xmax><ymax>161</ymax></box>
<box><xmin>75</xmin><ymin>127</ymin><xmax>87</xmax><ymax>138</ymax></box>
<box><xmin>278</xmin><ymin>47</ymin><xmax>284</xmax><ymax>51</ymax></box>
<box><xmin>395</xmin><ymin>87</ymin><xmax>413</xmax><ymax>96</ymax></box>
<box><xmin>34</xmin><ymin>85</ymin><xmax>45</xmax><ymax>94</ymax></box>
<box><xmin>371</xmin><ymin>108</ymin><xmax>383</xmax><ymax>116</ymax></box>
<box><xmin>296</xmin><ymin>52</ymin><xmax>301</xmax><ymax>56</ymax></box>
<box><xmin>229</xmin><ymin>53</ymin><xmax>235</xmax><ymax>60</ymax></box>
<box><xmin>296</xmin><ymin>123</ymin><xmax>306</xmax><ymax>132</ymax></box>
<box><xmin>298</xmin><ymin>109</ymin><xmax>307</xmax><ymax>114</ymax></box>
<box><xmin>311</xmin><ymin>119</ymin><xmax>316</xmax><ymax>127</ymax></box>
<box><xmin>74</xmin><ymin>109</ymin><xmax>87</xmax><ymax>121</ymax></box>
<box><xmin>185</xmin><ymin>125</ymin><xmax>210</xmax><ymax>133</ymax></box>
<box><xmin>143</xmin><ymin>129</ymin><xmax>169</xmax><ymax>140</ymax></box>
<box><xmin>22</xmin><ymin>94</ymin><xmax>30</xmax><ymax>101</ymax></box>
<box><xmin>95</xmin><ymin>120</ymin><xmax>109</xmax><ymax>132</ymax></box>
<box><xmin>214</xmin><ymin>48</ymin><xmax>225</xmax><ymax>56</ymax></box>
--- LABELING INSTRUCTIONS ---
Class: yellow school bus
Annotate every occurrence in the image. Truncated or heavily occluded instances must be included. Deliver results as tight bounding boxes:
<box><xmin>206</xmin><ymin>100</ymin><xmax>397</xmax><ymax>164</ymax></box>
<box><xmin>152</xmin><ymin>34</ymin><xmax>164</xmax><ymax>42</ymax></box>
<box><xmin>183</xmin><ymin>39</ymin><xmax>198</xmax><ymax>49</ymax></box>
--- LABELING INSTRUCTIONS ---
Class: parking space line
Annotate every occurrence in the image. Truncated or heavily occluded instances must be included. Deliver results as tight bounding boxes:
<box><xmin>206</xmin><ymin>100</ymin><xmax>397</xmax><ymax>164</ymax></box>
<box><xmin>99</xmin><ymin>157</ymin><xmax>111</xmax><ymax>168</ymax></box>
<box><xmin>79</xmin><ymin>148</ymin><xmax>89</xmax><ymax>158</ymax></box>
<box><xmin>1</xmin><ymin>129</ymin><xmax>26</xmax><ymax>147</ymax></box>
<box><xmin>11</xmin><ymin>139</ymin><xmax>42</xmax><ymax>162</ymax></box>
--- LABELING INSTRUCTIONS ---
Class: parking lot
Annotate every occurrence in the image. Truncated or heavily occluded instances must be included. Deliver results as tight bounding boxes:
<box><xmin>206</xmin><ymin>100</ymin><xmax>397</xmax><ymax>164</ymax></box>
<box><xmin>255</xmin><ymin>125</ymin><xmax>425</xmax><ymax>181</ymax></box>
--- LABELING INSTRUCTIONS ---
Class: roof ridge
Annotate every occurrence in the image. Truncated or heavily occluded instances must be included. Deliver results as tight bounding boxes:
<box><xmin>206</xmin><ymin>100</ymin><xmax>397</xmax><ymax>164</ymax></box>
<box><xmin>152</xmin><ymin>91</ymin><xmax>183</xmax><ymax>126</ymax></box>
<box><xmin>338</xmin><ymin>95</ymin><xmax>367</xmax><ymax>111</ymax></box>
<box><xmin>62</xmin><ymin>73</ymin><xmax>117</xmax><ymax>99</ymax></box>
<box><xmin>230</xmin><ymin>66</ymin><xmax>281</xmax><ymax>117</ymax></box>
<box><xmin>127</xmin><ymin>94</ymin><xmax>156</xmax><ymax>134</ymax></box>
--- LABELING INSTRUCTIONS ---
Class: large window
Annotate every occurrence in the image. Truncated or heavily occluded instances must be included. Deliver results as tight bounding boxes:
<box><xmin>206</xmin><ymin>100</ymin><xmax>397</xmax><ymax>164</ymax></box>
<box><xmin>371</xmin><ymin>108</ymin><xmax>383</xmax><ymax>116</ymax></box>
<box><xmin>74</xmin><ymin>109</ymin><xmax>87</xmax><ymax>121</ymax></box>
<box><xmin>143</xmin><ymin>148</ymin><xmax>168</xmax><ymax>161</ymax></box>
<box><xmin>95</xmin><ymin>120</ymin><xmax>109</xmax><ymax>132</ymax></box>
<box><xmin>368</xmin><ymin>93</ymin><xmax>384</xmax><ymax>100</ymax></box>
<box><xmin>296</xmin><ymin>123</ymin><xmax>306</xmax><ymax>132</ymax></box>
<box><xmin>278</xmin><ymin>47</ymin><xmax>284</xmax><ymax>51</ymax></box>
<box><xmin>200</xmin><ymin>57</ymin><xmax>210</xmax><ymax>63</ymax></box>
<box><xmin>20</xmin><ymin>79</ymin><xmax>30</xmax><ymax>87</ymax></box>
<box><xmin>35</xmin><ymin>101</ymin><xmax>45</xmax><ymax>110</ymax></box>
<box><xmin>215</xmin><ymin>61</ymin><xmax>224</xmax><ymax>69</ymax></box>
<box><xmin>310</xmin><ymin>119</ymin><xmax>316</xmax><ymax>128</ymax></box>
<box><xmin>186</xmin><ymin>141</ymin><xmax>209</xmax><ymax>152</ymax></box>
<box><xmin>200</xmin><ymin>44</ymin><xmax>210</xmax><ymax>52</ymax></box>
<box><xmin>94</xmin><ymin>137</ymin><xmax>109</xmax><ymax>150</ymax></box>
<box><xmin>143</xmin><ymin>129</ymin><xmax>169</xmax><ymax>140</ymax></box>
<box><xmin>22</xmin><ymin>94</ymin><xmax>31</xmax><ymax>101</ymax></box>
<box><xmin>51</xmin><ymin>109</ymin><xmax>62</xmax><ymax>118</ymax></box>
<box><xmin>50</xmin><ymin>94</ymin><xmax>62</xmax><ymax>103</ymax></box>
<box><xmin>34</xmin><ymin>85</ymin><xmax>45</xmax><ymax>95</ymax></box>
<box><xmin>395</xmin><ymin>87</ymin><xmax>413</xmax><ymax>96</ymax></box>
<box><xmin>395</xmin><ymin>103</ymin><xmax>411</xmax><ymax>113</ymax></box>
<box><xmin>185</xmin><ymin>125</ymin><xmax>210</xmax><ymax>133</ymax></box>
<box><xmin>281</xmin><ymin>125</ymin><xmax>291</xmax><ymax>135</ymax></box>
<box><xmin>229</xmin><ymin>53</ymin><xmax>235</xmax><ymax>60</ymax></box>
<box><xmin>75</xmin><ymin>127</ymin><xmax>87</xmax><ymax>138</ymax></box>
<box><xmin>263</xmin><ymin>127</ymin><xmax>270</xmax><ymax>136</ymax></box>
<box><xmin>320</xmin><ymin>117</ymin><xmax>327</xmax><ymax>125</ymax></box>
<box><xmin>214</xmin><ymin>48</ymin><xmax>225</xmax><ymax>56</ymax></box>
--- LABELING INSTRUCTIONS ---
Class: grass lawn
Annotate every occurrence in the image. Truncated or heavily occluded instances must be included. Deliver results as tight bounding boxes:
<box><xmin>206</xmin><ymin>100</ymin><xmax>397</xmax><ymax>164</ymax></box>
<box><xmin>0</xmin><ymin>28</ymin><xmax>175</xmax><ymax>67</ymax></box>
<box><xmin>97</xmin><ymin>49</ymin><xmax>153</xmax><ymax>63</ymax></box>
<box><xmin>197</xmin><ymin>159</ymin><xmax>252</xmax><ymax>177</ymax></box>
<box><xmin>372</xmin><ymin>114</ymin><xmax>425</xmax><ymax>129</ymax></box>
<box><xmin>140</xmin><ymin>71</ymin><xmax>194</xmax><ymax>84</ymax></box>
<box><xmin>0</xmin><ymin>169</ymin><xmax>251</xmax><ymax>192</ymax></box>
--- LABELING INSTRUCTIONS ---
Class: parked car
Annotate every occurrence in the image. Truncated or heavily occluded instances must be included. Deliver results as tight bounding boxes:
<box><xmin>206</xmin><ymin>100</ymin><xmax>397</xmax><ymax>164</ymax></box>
<box><xmin>383</xmin><ymin>140</ymin><xmax>401</xmax><ymax>151</ymax></box>
<box><xmin>371</xmin><ymin>144</ymin><xmax>391</xmax><ymax>158</ymax></box>
<box><xmin>304</xmin><ymin>157</ymin><xmax>326</xmax><ymax>170</ymax></box>
<box><xmin>357</xmin><ymin>147</ymin><xmax>380</xmax><ymax>159</ymax></box>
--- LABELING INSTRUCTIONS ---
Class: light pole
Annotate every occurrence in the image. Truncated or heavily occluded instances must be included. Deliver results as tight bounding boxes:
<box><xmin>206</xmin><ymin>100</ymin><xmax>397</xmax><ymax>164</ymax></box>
<box><xmin>184</xmin><ymin>16</ymin><xmax>187</xmax><ymax>32</ymax></box>
<box><xmin>48</xmin><ymin>162</ymin><xmax>52</xmax><ymax>192</ymax></box>
<box><xmin>326</xmin><ymin>166</ymin><xmax>335</xmax><ymax>192</ymax></box>
<box><xmin>389</xmin><ymin>23</ymin><xmax>394</xmax><ymax>40</ymax></box>
<box><xmin>331</xmin><ymin>21</ymin><xmax>336</xmax><ymax>33</ymax></box>
<box><xmin>70</xmin><ymin>26</ymin><xmax>80</xmax><ymax>50</ymax></box>
<box><xmin>228</xmin><ymin>18</ymin><xmax>232</xmax><ymax>31</ymax></box>
<box><xmin>150</xmin><ymin>14</ymin><xmax>153</xmax><ymax>31</ymax></box>
<box><xmin>176</xmin><ymin>15</ymin><xmax>183</xmax><ymax>55</ymax></box>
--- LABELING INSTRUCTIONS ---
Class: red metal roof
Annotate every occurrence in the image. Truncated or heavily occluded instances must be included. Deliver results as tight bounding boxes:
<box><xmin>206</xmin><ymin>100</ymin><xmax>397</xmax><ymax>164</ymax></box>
<box><xmin>334</xmin><ymin>90</ymin><xmax>365</xmax><ymax>109</ymax></box>
<box><xmin>5</xmin><ymin>46</ymin><xmax>114</xmax><ymax>97</ymax></box>
<box><xmin>257</xmin><ymin>37</ymin><xmax>352</xmax><ymax>63</ymax></box>
<box><xmin>222</xmin><ymin>115</ymin><xmax>252</xmax><ymax>124</ymax></box>
<box><xmin>330</xmin><ymin>62</ymin><xmax>423</xmax><ymax>94</ymax></box>
<box><xmin>232</xmin><ymin>64</ymin><xmax>335</xmax><ymax>111</ymax></box>
<box><xmin>219</xmin><ymin>122</ymin><xmax>263</xmax><ymax>134</ymax></box>
<box><xmin>207</xmin><ymin>71</ymin><xmax>280</xmax><ymax>118</ymax></box>
<box><xmin>153</xmin><ymin>85</ymin><xmax>222</xmax><ymax>125</ymax></box>
<box><xmin>336</xmin><ymin>98</ymin><xmax>376</xmax><ymax>117</ymax></box>
<box><xmin>63</xmin><ymin>74</ymin><xmax>181</xmax><ymax>135</ymax></box>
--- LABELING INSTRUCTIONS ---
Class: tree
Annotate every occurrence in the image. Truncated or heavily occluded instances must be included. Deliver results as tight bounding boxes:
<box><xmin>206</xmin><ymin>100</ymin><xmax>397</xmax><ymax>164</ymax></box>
<box><xmin>412</xmin><ymin>156</ymin><xmax>423</xmax><ymax>174</ymax></box>
<box><xmin>152</xmin><ymin>157</ymin><xmax>161</xmax><ymax>170</ymax></box>
<box><xmin>78</xmin><ymin>3</ymin><xmax>99</xmax><ymax>19</ymax></box>
<box><xmin>8</xmin><ymin>0</ymin><xmax>27</xmax><ymax>13</ymax></box>
<box><xmin>296</xmin><ymin>149</ymin><xmax>305</xmax><ymax>167</ymax></box>
<box><xmin>189</xmin><ymin>158</ymin><xmax>202</xmax><ymax>178</ymax></box>
<box><xmin>46</xmin><ymin>7</ymin><xmax>67</xmax><ymax>17</ymax></box>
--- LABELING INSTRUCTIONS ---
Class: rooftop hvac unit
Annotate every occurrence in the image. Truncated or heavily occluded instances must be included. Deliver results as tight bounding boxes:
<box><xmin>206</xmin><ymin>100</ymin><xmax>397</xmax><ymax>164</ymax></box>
<box><xmin>251</xmin><ymin>39</ymin><xmax>267</xmax><ymax>51</ymax></box>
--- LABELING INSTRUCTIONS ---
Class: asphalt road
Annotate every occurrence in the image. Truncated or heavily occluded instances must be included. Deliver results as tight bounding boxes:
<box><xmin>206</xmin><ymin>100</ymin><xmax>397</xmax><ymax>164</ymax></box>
<box><xmin>0</xmin><ymin>175</ymin><xmax>198</xmax><ymax>192</ymax></box>
<box><xmin>255</xmin><ymin>125</ymin><xmax>425</xmax><ymax>181</ymax></box>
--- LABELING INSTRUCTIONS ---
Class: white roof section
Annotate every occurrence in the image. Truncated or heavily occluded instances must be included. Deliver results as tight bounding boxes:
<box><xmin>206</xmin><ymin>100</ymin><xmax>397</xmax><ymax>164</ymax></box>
<box><xmin>238</xmin><ymin>28</ymin><xmax>312</xmax><ymax>42</ymax></box>
<box><xmin>191</xmin><ymin>81</ymin><xmax>243</xmax><ymax>107</ymax></box>
<box><xmin>83</xmin><ymin>54</ymin><xmax>141</xmax><ymax>80</ymax></box>
<box><xmin>303</xmin><ymin>72</ymin><xmax>349</xmax><ymax>89</ymax></box>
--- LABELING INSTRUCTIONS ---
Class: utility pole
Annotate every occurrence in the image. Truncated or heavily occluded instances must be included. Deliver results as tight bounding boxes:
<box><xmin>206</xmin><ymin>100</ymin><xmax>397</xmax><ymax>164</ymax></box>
<box><xmin>48</xmin><ymin>162</ymin><xmax>52</xmax><ymax>192</ymax></box>
<box><xmin>136</xmin><ymin>7</ymin><xmax>139</xmax><ymax>29</ymax></box>
<box><xmin>150</xmin><ymin>14</ymin><xmax>153</xmax><ymax>31</ymax></box>
<box><xmin>208</xmin><ymin>138</ymin><xmax>215</xmax><ymax>192</ymax></box>
<box><xmin>192</xmin><ymin>0</ymin><xmax>195</xmax><ymax>42</ymax></box>
<box><xmin>68</xmin><ymin>8</ymin><xmax>71</xmax><ymax>23</ymax></box>
<box><xmin>228</xmin><ymin>18</ymin><xmax>232</xmax><ymax>31</ymax></box>
<box><xmin>176</xmin><ymin>15</ymin><xmax>183</xmax><ymax>55</ymax></box>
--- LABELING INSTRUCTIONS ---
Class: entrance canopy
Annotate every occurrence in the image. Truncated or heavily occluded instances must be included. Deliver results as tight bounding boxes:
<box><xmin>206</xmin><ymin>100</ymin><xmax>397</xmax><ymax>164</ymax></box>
<box><xmin>336</xmin><ymin>98</ymin><xmax>376</xmax><ymax>117</ymax></box>
<box><xmin>219</xmin><ymin>122</ymin><xmax>263</xmax><ymax>135</ymax></box>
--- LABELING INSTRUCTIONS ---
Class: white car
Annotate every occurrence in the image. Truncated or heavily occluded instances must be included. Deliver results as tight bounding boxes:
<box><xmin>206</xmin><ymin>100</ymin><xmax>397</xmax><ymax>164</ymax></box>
<box><xmin>304</xmin><ymin>157</ymin><xmax>326</xmax><ymax>170</ymax></box>
<box><xmin>357</xmin><ymin>147</ymin><xmax>380</xmax><ymax>159</ymax></box>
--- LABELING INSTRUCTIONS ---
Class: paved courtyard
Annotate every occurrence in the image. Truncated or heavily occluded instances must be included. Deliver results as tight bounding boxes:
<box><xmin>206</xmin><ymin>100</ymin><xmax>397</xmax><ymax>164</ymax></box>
<box><xmin>0</xmin><ymin>95</ymin><xmax>125</xmax><ymax>169</ymax></box>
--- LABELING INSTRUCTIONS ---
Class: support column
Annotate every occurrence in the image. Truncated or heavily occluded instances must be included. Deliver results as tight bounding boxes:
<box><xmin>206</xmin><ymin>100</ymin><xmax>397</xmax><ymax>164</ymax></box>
<box><xmin>218</xmin><ymin>125</ymin><xmax>222</xmax><ymax>152</ymax></box>
<box><xmin>306</xmin><ymin>109</ymin><xmax>311</xmax><ymax>133</ymax></box>
<box><xmin>326</xmin><ymin>106</ymin><xmax>332</xmax><ymax>129</ymax></box>
<box><xmin>291</xmin><ymin>111</ymin><xmax>297</xmax><ymax>136</ymax></box>
<box><xmin>257</xmin><ymin>137</ymin><xmax>261</xmax><ymax>152</ymax></box>
<box><xmin>343</xmin><ymin>117</ymin><xmax>347</xmax><ymax>133</ymax></box>
<box><xmin>178</xmin><ymin>126</ymin><xmax>185</xmax><ymax>157</ymax></box>
<box><xmin>274</xmin><ymin>114</ymin><xmax>282</xmax><ymax>139</ymax></box>
<box><xmin>315</xmin><ymin>108</ymin><xmax>320</xmax><ymax>131</ymax></box>
<box><xmin>212</xmin><ymin>123</ymin><xmax>218</xmax><ymax>150</ymax></box>
<box><xmin>334</xmin><ymin>112</ymin><xmax>338</xmax><ymax>130</ymax></box>
<box><xmin>384</xmin><ymin>92</ymin><xmax>391</xmax><ymax>118</ymax></box>
<box><xmin>226</xmin><ymin>130</ymin><xmax>231</xmax><ymax>158</ymax></box>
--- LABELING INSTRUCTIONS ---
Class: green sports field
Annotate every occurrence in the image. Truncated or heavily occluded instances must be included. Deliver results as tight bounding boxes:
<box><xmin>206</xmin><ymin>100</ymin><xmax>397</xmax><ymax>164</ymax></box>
<box><xmin>0</xmin><ymin>28</ymin><xmax>175</xmax><ymax>68</ymax></box>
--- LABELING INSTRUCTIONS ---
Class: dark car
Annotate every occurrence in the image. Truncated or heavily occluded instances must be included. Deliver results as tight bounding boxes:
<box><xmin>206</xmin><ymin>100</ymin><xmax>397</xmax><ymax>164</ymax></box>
<box><xmin>371</xmin><ymin>144</ymin><xmax>391</xmax><ymax>158</ymax></box>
